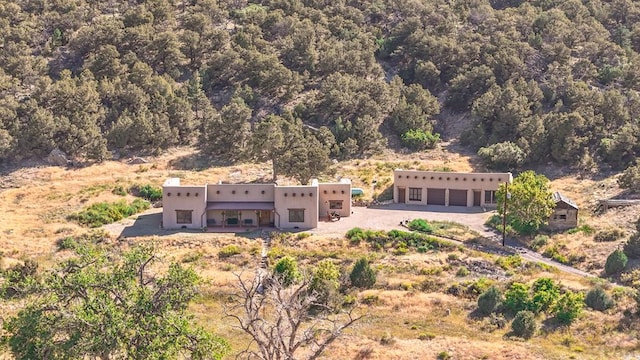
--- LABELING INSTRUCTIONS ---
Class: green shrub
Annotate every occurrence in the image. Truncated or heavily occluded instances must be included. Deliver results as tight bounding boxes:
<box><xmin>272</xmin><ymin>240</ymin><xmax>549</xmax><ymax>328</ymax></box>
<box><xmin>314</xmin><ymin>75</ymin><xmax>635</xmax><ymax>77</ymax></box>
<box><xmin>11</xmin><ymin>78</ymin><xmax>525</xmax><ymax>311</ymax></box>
<box><xmin>618</xmin><ymin>161</ymin><xmax>640</xmax><ymax>193</ymax></box>
<box><xmin>511</xmin><ymin>310</ymin><xmax>536</xmax><ymax>339</ymax></box>
<box><xmin>68</xmin><ymin>199</ymin><xmax>150</xmax><ymax>227</ymax></box>
<box><xmin>112</xmin><ymin>185</ymin><xmax>126</xmax><ymax>196</ymax></box>
<box><xmin>594</xmin><ymin>229</ymin><xmax>625</xmax><ymax>242</ymax></box>
<box><xmin>407</xmin><ymin>219</ymin><xmax>433</xmax><ymax>233</ymax></box>
<box><xmin>350</xmin><ymin>258</ymin><xmax>376</xmax><ymax>289</ymax></box>
<box><xmin>529</xmin><ymin>278</ymin><xmax>560</xmax><ymax>314</ymax></box>
<box><xmin>567</xmin><ymin>225</ymin><xmax>595</xmax><ymax>235</ymax></box>
<box><xmin>504</xmin><ymin>283</ymin><xmax>529</xmax><ymax>313</ymax></box>
<box><xmin>530</xmin><ymin>235</ymin><xmax>548</xmax><ymax>251</ymax></box>
<box><xmin>401</xmin><ymin>129</ymin><xmax>440</xmax><ymax>150</ymax></box>
<box><xmin>218</xmin><ymin>245</ymin><xmax>241</xmax><ymax>259</ymax></box>
<box><xmin>543</xmin><ymin>245</ymin><xmax>569</xmax><ymax>264</ymax></box>
<box><xmin>393</xmin><ymin>243</ymin><xmax>409</xmax><ymax>255</ymax></box>
<box><xmin>437</xmin><ymin>351</ymin><xmax>451</xmax><ymax>360</ymax></box>
<box><xmin>273</xmin><ymin>256</ymin><xmax>301</xmax><ymax>286</ymax></box>
<box><xmin>477</xmin><ymin>141</ymin><xmax>526</xmax><ymax>170</ymax></box>
<box><xmin>456</xmin><ymin>266</ymin><xmax>470</xmax><ymax>277</ymax></box>
<box><xmin>362</xmin><ymin>294</ymin><xmax>380</xmax><ymax>305</ymax></box>
<box><xmin>1</xmin><ymin>259</ymin><xmax>40</xmax><ymax>299</ymax></box>
<box><xmin>131</xmin><ymin>184</ymin><xmax>163</xmax><ymax>201</ymax></box>
<box><xmin>296</xmin><ymin>232</ymin><xmax>311</xmax><ymax>240</ymax></box>
<box><xmin>553</xmin><ymin>292</ymin><xmax>584</xmax><ymax>325</ymax></box>
<box><xmin>496</xmin><ymin>255</ymin><xmax>522</xmax><ymax>270</ymax></box>
<box><xmin>310</xmin><ymin>260</ymin><xmax>341</xmax><ymax>307</ymax></box>
<box><xmin>418</xmin><ymin>332</ymin><xmax>436</xmax><ymax>341</ymax></box>
<box><xmin>585</xmin><ymin>287</ymin><xmax>614</xmax><ymax>311</ymax></box>
<box><xmin>379</xmin><ymin>332</ymin><xmax>395</xmax><ymax>345</ymax></box>
<box><xmin>624</xmin><ymin>234</ymin><xmax>640</xmax><ymax>259</ymax></box>
<box><xmin>346</xmin><ymin>227</ymin><xmax>365</xmax><ymax>241</ymax></box>
<box><xmin>56</xmin><ymin>236</ymin><xmax>78</xmax><ymax>250</ymax></box>
<box><xmin>477</xmin><ymin>286</ymin><xmax>502</xmax><ymax>315</ymax></box>
<box><xmin>605</xmin><ymin>249</ymin><xmax>628</xmax><ymax>275</ymax></box>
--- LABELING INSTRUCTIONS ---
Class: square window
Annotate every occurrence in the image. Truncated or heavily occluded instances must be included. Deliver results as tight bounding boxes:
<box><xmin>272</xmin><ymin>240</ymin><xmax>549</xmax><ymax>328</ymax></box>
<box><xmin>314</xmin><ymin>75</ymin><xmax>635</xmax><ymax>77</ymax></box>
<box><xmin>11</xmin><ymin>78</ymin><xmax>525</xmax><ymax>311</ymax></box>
<box><xmin>289</xmin><ymin>209</ymin><xmax>304</xmax><ymax>223</ymax></box>
<box><xmin>409</xmin><ymin>187</ymin><xmax>422</xmax><ymax>201</ymax></box>
<box><xmin>484</xmin><ymin>190</ymin><xmax>497</xmax><ymax>204</ymax></box>
<box><xmin>559</xmin><ymin>214</ymin><xmax>567</xmax><ymax>220</ymax></box>
<box><xmin>329</xmin><ymin>200</ymin><xmax>343</xmax><ymax>209</ymax></box>
<box><xmin>176</xmin><ymin>210</ymin><xmax>192</xmax><ymax>224</ymax></box>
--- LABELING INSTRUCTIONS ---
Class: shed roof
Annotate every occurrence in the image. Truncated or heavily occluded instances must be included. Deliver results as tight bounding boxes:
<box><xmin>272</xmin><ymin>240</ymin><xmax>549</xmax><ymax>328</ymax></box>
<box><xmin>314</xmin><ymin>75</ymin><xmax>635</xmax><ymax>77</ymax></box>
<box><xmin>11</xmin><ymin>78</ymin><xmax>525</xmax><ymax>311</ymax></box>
<box><xmin>552</xmin><ymin>192</ymin><xmax>578</xmax><ymax>210</ymax></box>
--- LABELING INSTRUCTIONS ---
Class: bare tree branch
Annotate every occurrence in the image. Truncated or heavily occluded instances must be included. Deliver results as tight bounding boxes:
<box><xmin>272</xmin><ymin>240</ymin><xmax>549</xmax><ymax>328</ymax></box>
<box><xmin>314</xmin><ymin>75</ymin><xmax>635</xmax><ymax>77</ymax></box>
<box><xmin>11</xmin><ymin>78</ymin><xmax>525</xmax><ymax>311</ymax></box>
<box><xmin>225</xmin><ymin>272</ymin><xmax>362</xmax><ymax>360</ymax></box>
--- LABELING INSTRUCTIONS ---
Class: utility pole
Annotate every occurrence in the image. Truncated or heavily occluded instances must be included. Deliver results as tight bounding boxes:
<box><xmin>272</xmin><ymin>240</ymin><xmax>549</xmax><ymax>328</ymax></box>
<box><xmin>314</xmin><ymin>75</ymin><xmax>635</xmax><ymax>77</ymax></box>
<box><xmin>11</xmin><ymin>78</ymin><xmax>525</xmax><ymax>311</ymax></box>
<box><xmin>502</xmin><ymin>181</ymin><xmax>509</xmax><ymax>247</ymax></box>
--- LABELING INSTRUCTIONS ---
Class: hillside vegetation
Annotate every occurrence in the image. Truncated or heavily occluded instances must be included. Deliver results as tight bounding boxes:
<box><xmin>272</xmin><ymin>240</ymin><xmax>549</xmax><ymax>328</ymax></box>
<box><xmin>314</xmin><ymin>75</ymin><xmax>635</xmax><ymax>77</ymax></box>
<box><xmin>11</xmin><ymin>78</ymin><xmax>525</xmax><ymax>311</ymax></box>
<box><xmin>1</xmin><ymin>0</ymin><xmax>640</xmax><ymax>175</ymax></box>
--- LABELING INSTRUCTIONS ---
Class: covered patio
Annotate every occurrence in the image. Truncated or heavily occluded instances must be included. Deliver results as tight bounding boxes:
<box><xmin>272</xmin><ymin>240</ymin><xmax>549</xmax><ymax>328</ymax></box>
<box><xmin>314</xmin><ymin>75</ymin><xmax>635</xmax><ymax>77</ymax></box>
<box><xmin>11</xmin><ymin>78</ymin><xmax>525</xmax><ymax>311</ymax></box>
<box><xmin>205</xmin><ymin>202</ymin><xmax>275</xmax><ymax>228</ymax></box>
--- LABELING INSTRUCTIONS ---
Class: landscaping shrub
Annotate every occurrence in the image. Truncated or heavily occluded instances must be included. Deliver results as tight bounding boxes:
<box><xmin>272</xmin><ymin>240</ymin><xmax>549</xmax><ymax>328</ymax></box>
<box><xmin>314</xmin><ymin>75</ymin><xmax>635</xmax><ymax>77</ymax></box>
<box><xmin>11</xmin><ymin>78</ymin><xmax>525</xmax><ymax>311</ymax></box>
<box><xmin>553</xmin><ymin>292</ymin><xmax>584</xmax><ymax>325</ymax></box>
<box><xmin>68</xmin><ymin>199</ymin><xmax>150</xmax><ymax>227</ymax></box>
<box><xmin>407</xmin><ymin>219</ymin><xmax>433</xmax><ymax>233</ymax></box>
<box><xmin>477</xmin><ymin>286</ymin><xmax>502</xmax><ymax>315</ymax></box>
<box><xmin>350</xmin><ymin>258</ymin><xmax>376</xmax><ymax>289</ymax></box>
<box><xmin>585</xmin><ymin>287</ymin><xmax>614</xmax><ymax>311</ymax></box>
<box><xmin>345</xmin><ymin>228</ymin><xmax>454</xmax><ymax>253</ymax></box>
<box><xmin>131</xmin><ymin>184</ymin><xmax>163</xmax><ymax>201</ymax></box>
<box><xmin>594</xmin><ymin>229</ymin><xmax>625</xmax><ymax>242</ymax></box>
<box><xmin>605</xmin><ymin>249</ymin><xmax>628</xmax><ymax>275</ymax></box>
<box><xmin>218</xmin><ymin>245</ymin><xmax>241</xmax><ymax>259</ymax></box>
<box><xmin>273</xmin><ymin>256</ymin><xmax>301</xmax><ymax>286</ymax></box>
<box><xmin>511</xmin><ymin>310</ymin><xmax>536</xmax><ymax>339</ymax></box>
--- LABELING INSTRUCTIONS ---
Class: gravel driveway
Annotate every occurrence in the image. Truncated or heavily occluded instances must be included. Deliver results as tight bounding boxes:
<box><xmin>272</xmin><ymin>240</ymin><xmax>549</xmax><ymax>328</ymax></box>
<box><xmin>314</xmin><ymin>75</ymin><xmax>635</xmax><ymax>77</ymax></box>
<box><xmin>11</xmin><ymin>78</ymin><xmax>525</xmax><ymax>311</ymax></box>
<box><xmin>311</xmin><ymin>203</ymin><xmax>497</xmax><ymax>237</ymax></box>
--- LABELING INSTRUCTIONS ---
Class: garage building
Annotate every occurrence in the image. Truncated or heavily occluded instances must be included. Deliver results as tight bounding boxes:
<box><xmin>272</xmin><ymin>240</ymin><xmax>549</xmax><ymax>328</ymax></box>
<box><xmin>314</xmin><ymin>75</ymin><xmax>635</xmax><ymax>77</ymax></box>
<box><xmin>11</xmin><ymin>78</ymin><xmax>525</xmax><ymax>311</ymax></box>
<box><xmin>393</xmin><ymin>170</ymin><xmax>512</xmax><ymax>208</ymax></box>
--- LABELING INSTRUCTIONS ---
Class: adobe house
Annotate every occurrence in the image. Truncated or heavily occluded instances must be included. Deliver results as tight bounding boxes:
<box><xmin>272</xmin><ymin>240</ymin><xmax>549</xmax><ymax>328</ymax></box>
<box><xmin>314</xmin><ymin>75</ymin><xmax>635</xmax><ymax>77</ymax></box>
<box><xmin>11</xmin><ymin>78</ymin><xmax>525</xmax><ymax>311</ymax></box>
<box><xmin>162</xmin><ymin>178</ymin><xmax>351</xmax><ymax>230</ymax></box>
<box><xmin>393</xmin><ymin>170</ymin><xmax>512</xmax><ymax>208</ymax></box>
<box><xmin>548</xmin><ymin>192</ymin><xmax>578</xmax><ymax>230</ymax></box>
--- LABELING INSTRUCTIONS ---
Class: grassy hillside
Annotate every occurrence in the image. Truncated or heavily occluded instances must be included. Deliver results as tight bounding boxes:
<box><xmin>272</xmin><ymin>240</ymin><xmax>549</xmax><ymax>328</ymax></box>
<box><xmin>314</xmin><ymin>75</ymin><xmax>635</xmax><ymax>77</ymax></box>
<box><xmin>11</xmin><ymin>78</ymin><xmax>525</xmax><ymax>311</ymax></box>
<box><xmin>1</xmin><ymin>149</ymin><xmax>640</xmax><ymax>359</ymax></box>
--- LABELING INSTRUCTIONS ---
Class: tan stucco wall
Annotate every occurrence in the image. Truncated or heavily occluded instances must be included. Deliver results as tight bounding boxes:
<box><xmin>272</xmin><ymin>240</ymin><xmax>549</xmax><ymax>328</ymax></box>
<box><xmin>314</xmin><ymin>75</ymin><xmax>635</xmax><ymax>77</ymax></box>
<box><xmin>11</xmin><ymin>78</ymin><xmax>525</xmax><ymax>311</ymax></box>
<box><xmin>393</xmin><ymin>170</ymin><xmax>512</xmax><ymax>207</ymax></box>
<box><xmin>206</xmin><ymin>184</ymin><xmax>275</xmax><ymax>202</ymax></box>
<box><xmin>318</xmin><ymin>182</ymin><xmax>352</xmax><ymax>218</ymax></box>
<box><xmin>163</xmin><ymin>178</ymin><xmax>349</xmax><ymax>230</ymax></box>
<box><xmin>162</xmin><ymin>180</ymin><xmax>207</xmax><ymax>229</ymax></box>
<box><xmin>274</xmin><ymin>186</ymin><xmax>318</xmax><ymax>229</ymax></box>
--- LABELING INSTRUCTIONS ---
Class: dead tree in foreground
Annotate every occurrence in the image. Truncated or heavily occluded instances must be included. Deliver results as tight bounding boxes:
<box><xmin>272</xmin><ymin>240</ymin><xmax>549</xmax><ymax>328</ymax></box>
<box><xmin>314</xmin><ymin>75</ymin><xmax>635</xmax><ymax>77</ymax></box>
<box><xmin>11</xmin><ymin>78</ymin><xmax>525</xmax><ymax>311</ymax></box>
<box><xmin>226</xmin><ymin>273</ymin><xmax>363</xmax><ymax>360</ymax></box>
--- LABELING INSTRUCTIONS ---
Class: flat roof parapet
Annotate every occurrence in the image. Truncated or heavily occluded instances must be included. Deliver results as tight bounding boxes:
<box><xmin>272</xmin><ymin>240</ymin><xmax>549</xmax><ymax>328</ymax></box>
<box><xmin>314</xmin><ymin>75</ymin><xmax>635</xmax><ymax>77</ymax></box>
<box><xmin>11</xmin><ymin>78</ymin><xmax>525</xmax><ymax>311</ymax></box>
<box><xmin>163</xmin><ymin>178</ymin><xmax>181</xmax><ymax>186</ymax></box>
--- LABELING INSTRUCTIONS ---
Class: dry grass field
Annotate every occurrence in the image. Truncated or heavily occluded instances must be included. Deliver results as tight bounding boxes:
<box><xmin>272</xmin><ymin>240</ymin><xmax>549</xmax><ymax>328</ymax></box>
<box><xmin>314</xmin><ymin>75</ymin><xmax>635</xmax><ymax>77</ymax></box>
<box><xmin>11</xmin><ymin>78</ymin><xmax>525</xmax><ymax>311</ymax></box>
<box><xmin>2</xmin><ymin>146</ymin><xmax>640</xmax><ymax>359</ymax></box>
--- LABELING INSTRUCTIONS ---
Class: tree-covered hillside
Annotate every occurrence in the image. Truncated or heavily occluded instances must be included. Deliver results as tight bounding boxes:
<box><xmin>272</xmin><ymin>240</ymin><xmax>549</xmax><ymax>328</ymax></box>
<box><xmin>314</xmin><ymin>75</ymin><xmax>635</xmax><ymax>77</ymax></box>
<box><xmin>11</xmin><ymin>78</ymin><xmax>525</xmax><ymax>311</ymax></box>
<box><xmin>1</xmin><ymin>0</ymin><xmax>640</xmax><ymax>174</ymax></box>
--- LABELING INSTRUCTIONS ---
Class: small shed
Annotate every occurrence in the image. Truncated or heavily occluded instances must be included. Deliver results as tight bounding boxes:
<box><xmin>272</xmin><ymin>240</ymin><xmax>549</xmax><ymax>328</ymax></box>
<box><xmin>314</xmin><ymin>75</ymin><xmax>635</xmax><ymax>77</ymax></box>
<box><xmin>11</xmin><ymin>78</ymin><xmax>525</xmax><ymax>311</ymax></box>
<box><xmin>548</xmin><ymin>192</ymin><xmax>578</xmax><ymax>230</ymax></box>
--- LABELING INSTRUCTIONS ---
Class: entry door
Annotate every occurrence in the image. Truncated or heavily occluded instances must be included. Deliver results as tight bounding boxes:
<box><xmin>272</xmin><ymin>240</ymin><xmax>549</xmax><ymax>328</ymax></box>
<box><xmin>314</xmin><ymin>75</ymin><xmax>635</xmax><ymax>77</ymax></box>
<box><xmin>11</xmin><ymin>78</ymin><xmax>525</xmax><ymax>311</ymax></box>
<box><xmin>259</xmin><ymin>210</ymin><xmax>271</xmax><ymax>226</ymax></box>
<box><xmin>473</xmin><ymin>191</ymin><xmax>481</xmax><ymax>206</ymax></box>
<box><xmin>398</xmin><ymin>188</ymin><xmax>406</xmax><ymax>203</ymax></box>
